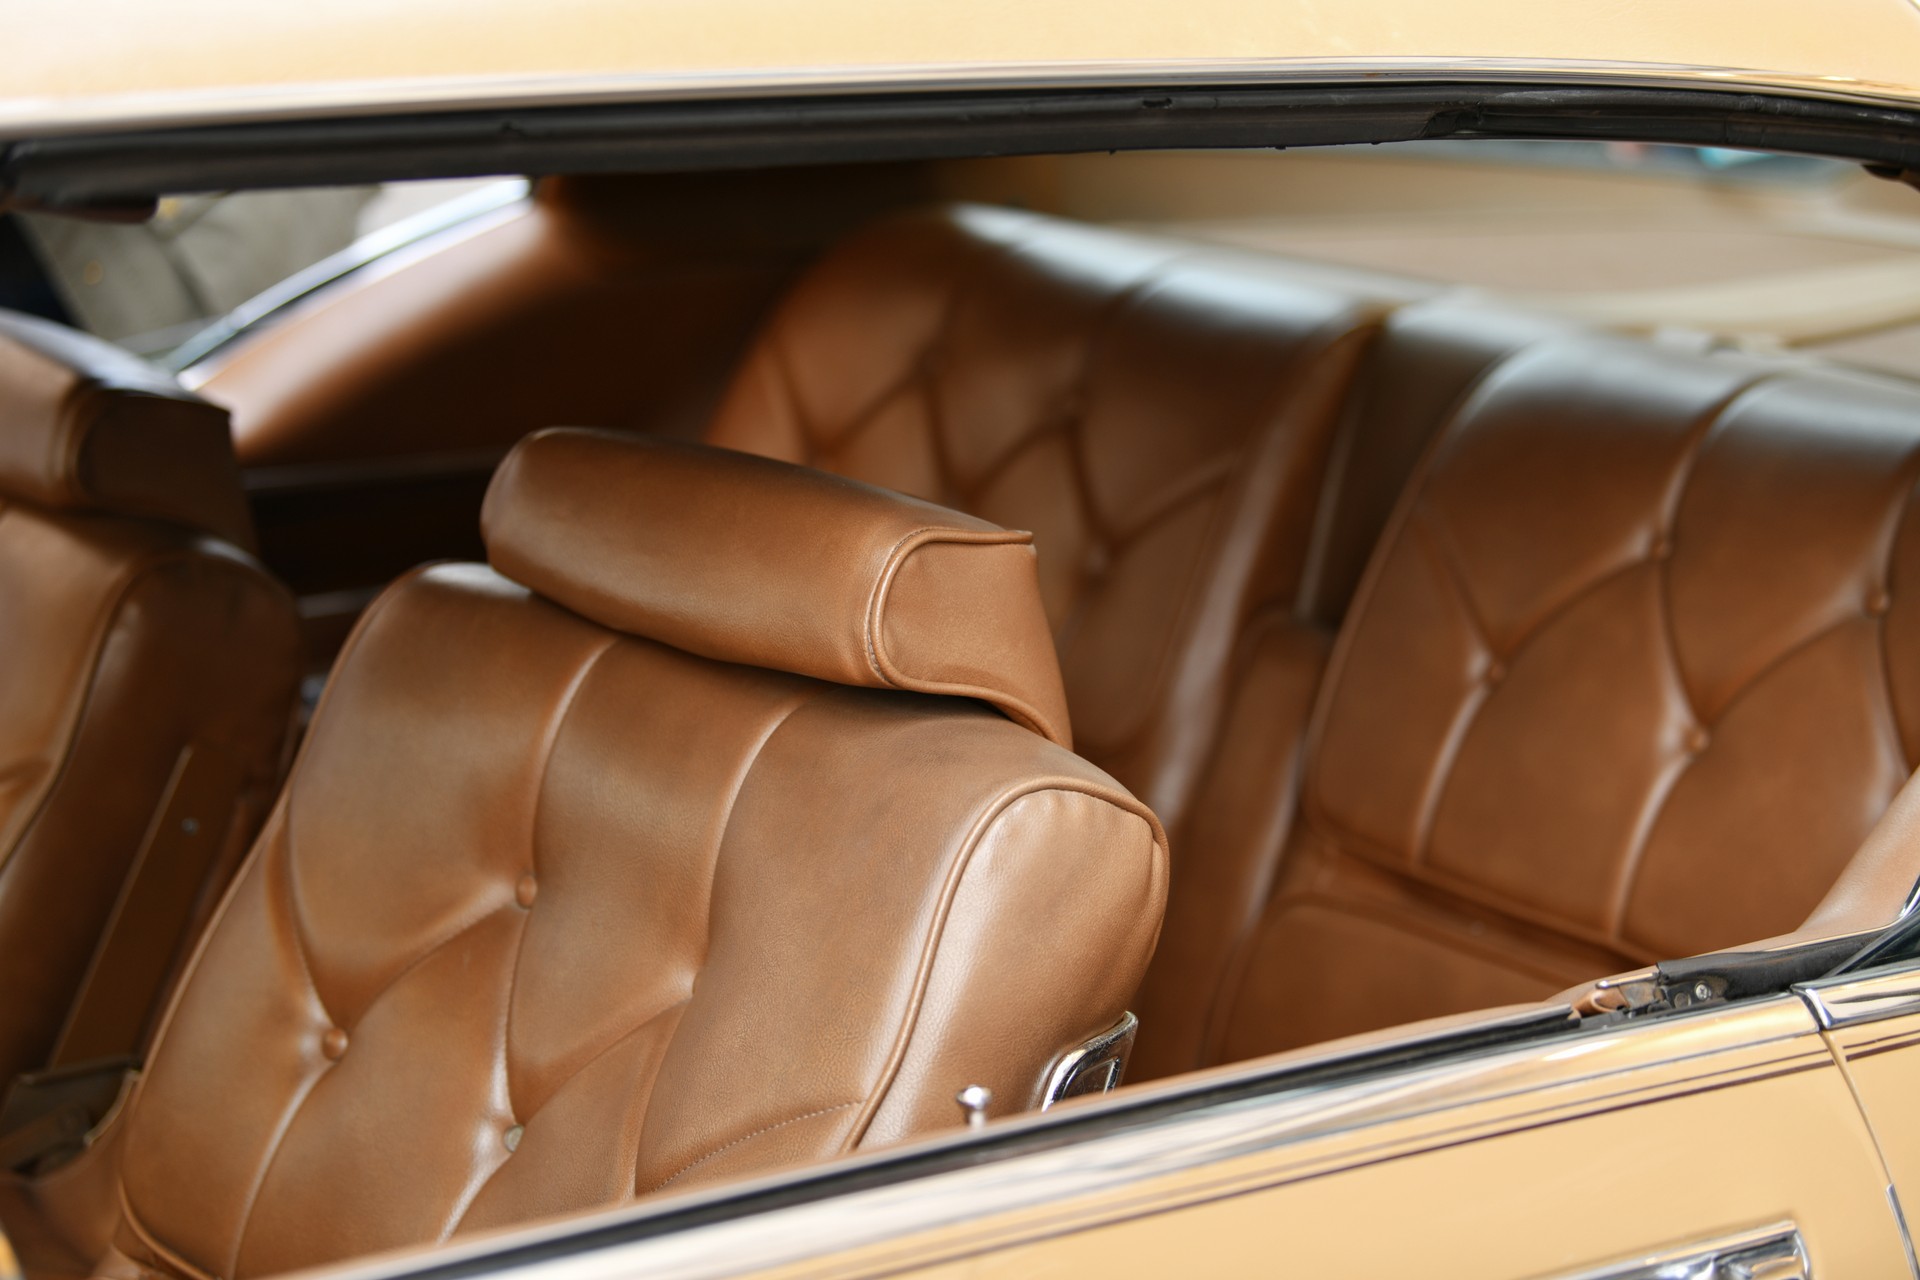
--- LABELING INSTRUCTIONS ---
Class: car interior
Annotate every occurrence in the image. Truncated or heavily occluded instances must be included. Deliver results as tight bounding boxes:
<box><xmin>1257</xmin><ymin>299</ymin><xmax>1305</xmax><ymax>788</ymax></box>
<box><xmin>7</xmin><ymin>140</ymin><xmax>1920</xmax><ymax>1278</ymax></box>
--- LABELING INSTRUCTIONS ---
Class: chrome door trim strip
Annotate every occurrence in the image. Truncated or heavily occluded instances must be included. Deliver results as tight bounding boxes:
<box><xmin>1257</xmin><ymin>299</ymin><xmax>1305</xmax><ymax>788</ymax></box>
<box><xmin>302</xmin><ymin>998</ymin><xmax>1825</xmax><ymax>1280</ymax></box>
<box><xmin>1798</xmin><ymin>959</ymin><xmax>1920</xmax><ymax>1030</ymax></box>
<box><xmin>1537</xmin><ymin>1220</ymin><xmax>1806</xmax><ymax>1280</ymax></box>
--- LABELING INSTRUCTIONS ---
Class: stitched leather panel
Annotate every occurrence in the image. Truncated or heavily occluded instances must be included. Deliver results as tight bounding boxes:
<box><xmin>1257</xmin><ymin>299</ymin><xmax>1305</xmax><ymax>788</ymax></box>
<box><xmin>706</xmin><ymin>204</ymin><xmax>1408</xmax><ymax>830</ymax></box>
<box><xmin>118</xmin><ymin>564</ymin><xmax>1167</xmax><ymax>1278</ymax></box>
<box><xmin>1220</xmin><ymin>337</ymin><xmax>1920</xmax><ymax>1058</ymax></box>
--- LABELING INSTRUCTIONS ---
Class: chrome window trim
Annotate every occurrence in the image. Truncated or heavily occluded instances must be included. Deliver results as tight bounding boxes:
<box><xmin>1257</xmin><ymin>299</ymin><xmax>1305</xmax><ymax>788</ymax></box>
<box><xmin>1537</xmin><ymin>1221</ymin><xmax>1807</xmax><ymax>1280</ymax></box>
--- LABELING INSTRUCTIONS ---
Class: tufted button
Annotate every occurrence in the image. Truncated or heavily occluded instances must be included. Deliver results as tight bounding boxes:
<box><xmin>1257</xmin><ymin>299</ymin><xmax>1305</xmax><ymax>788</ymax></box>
<box><xmin>1649</xmin><ymin>534</ymin><xmax>1674</xmax><ymax>560</ymax></box>
<box><xmin>1868</xmin><ymin>587</ymin><xmax>1892</xmax><ymax>617</ymax></box>
<box><xmin>1683</xmin><ymin>725</ymin><xmax>1710</xmax><ymax>754</ymax></box>
<box><xmin>1484</xmin><ymin>658</ymin><xmax>1507</xmax><ymax>685</ymax></box>
<box><xmin>321</xmin><ymin>1028</ymin><xmax>348</xmax><ymax>1061</ymax></box>
<box><xmin>1082</xmin><ymin>542</ymin><xmax>1111</xmax><ymax>581</ymax></box>
<box><xmin>503</xmin><ymin>1124</ymin><xmax>524</xmax><ymax>1153</ymax></box>
<box><xmin>515</xmin><ymin>874</ymin><xmax>539</xmax><ymax>909</ymax></box>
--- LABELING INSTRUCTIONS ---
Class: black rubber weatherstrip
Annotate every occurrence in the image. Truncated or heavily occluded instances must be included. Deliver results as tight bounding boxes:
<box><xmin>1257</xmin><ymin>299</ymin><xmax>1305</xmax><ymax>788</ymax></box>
<box><xmin>9</xmin><ymin>82</ymin><xmax>1920</xmax><ymax>206</ymax></box>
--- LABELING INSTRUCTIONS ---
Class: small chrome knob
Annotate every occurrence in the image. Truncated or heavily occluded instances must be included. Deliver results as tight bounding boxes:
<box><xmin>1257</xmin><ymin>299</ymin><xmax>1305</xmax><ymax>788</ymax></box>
<box><xmin>955</xmin><ymin>1084</ymin><xmax>992</xmax><ymax>1130</ymax></box>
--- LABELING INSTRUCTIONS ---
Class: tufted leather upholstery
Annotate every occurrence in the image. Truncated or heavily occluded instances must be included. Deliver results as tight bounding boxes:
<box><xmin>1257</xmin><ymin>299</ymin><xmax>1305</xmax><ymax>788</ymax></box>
<box><xmin>0</xmin><ymin>310</ymin><xmax>299</xmax><ymax>1091</ymax></box>
<box><xmin>703</xmin><ymin>205</ymin><xmax>1429</xmax><ymax>1077</ymax></box>
<box><xmin>86</xmin><ymin>431</ymin><xmax>1166</xmax><ymax>1280</ymax></box>
<box><xmin>1212</xmin><ymin>336</ymin><xmax>1920</xmax><ymax>1060</ymax></box>
<box><xmin>705</xmin><ymin>204</ymin><xmax>1420</xmax><ymax>829</ymax></box>
<box><xmin>1134</xmin><ymin>300</ymin><xmax>1569</xmax><ymax>1074</ymax></box>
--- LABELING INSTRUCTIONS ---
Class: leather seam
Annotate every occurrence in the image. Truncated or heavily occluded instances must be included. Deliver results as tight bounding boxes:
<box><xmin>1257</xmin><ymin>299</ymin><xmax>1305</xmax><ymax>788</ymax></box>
<box><xmin>693</xmin><ymin>686</ymin><xmax>824</xmax><ymax>977</ymax></box>
<box><xmin>271</xmin><ymin>565</ymin><xmax>505</xmax><ymax>1029</ymax></box>
<box><xmin>220</xmin><ymin>1066</ymin><xmax>331</xmax><ymax>1280</ymax></box>
<box><xmin>344</xmin><ymin>899</ymin><xmax>521</xmax><ymax>1035</ymax></box>
<box><xmin>648</xmin><ymin>1101</ymin><xmax>861</xmax><ymax>1193</ymax></box>
<box><xmin>1294</xmin><ymin>332</ymin><xmax>1500</xmax><ymax>847</ymax></box>
<box><xmin>1401</xmin><ymin>515</ymin><xmax>1495</xmax><ymax>866</ymax></box>
<box><xmin>221</xmin><ymin>846</ymin><xmax>336</xmax><ymax>1277</ymax></box>
<box><xmin>144</xmin><ymin>567</ymin><xmax>443</xmax><ymax>1279</ymax></box>
<box><xmin>790</xmin><ymin>227</ymin><xmax>973</xmax><ymax>465</ymax></box>
<box><xmin>116</xmin><ymin>1184</ymin><xmax>221</xmax><ymax>1280</ymax></box>
<box><xmin>1875</xmin><ymin>456</ymin><xmax>1920</xmax><ymax>769</ymax></box>
<box><xmin>0</xmin><ymin>538</ymin><xmax>275</xmax><ymax>888</ymax></box>
<box><xmin>862</xmin><ymin>525</ymin><xmax>1066</xmax><ymax>746</ymax></box>
<box><xmin>1047</xmin><ymin>247</ymin><xmax>1207</xmax><ymax>553</ymax></box>
<box><xmin>1877</xmin><ymin>476</ymin><xmax>1920</xmax><ymax>771</ymax></box>
<box><xmin>446</xmin><ymin>993</ymin><xmax>692</xmax><ymax>1235</ymax></box>
<box><xmin>628</xmin><ymin>687</ymin><xmax>825</xmax><ymax>1192</ymax></box>
<box><xmin>842</xmin><ymin>779</ymin><xmax>1167</xmax><ymax>1150</ymax></box>
<box><xmin>1280</xmin><ymin>816</ymin><xmax>1664</xmax><ymax>966</ymax></box>
<box><xmin>1072</xmin><ymin>320</ymin><xmax>1371</xmax><ymax>765</ymax></box>
<box><xmin>501</xmin><ymin>634</ymin><xmax>619</xmax><ymax>1119</ymax></box>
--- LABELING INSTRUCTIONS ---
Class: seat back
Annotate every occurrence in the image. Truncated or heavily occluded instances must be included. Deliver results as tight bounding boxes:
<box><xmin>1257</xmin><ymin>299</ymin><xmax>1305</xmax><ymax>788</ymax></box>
<box><xmin>0</xmin><ymin>311</ymin><xmax>299</xmax><ymax>1087</ymax></box>
<box><xmin>1213</xmin><ymin>335</ymin><xmax>1920</xmax><ymax>1061</ymax></box>
<box><xmin>704</xmin><ymin>204</ymin><xmax>1423</xmax><ymax>833</ymax></box>
<box><xmin>110</xmin><ymin>431</ymin><xmax>1167</xmax><ymax>1279</ymax></box>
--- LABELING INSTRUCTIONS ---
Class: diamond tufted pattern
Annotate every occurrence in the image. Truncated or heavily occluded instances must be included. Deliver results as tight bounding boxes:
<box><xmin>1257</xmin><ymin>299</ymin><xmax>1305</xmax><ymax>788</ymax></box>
<box><xmin>705</xmin><ymin>203</ymin><xmax>1418</xmax><ymax>832</ymax></box>
<box><xmin>106</xmin><ymin>436</ymin><xmax>1167</xmax><ymax>1280</ymax></box>
<box><xmin>1215</xmin><ymin>336</ymin><xmax>1920</xmax><ymax>1061</ymax></box>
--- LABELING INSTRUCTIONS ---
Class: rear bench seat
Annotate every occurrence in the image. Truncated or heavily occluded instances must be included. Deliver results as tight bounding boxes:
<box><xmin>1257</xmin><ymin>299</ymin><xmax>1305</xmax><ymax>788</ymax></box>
<box><xmin>703</xmin><ymin>203</ymin><xmax>1443</xmax><ymax>1075</ymax></box>
<box><xmin>1207</xmin><ymin>335</ymin><xmax>1920</xmax><ymax>1060</ymax></box>
<box><xmin>704</xmin><ymin>202</ymin><xmax>1920</xmax><ymax>1077</ymax></box>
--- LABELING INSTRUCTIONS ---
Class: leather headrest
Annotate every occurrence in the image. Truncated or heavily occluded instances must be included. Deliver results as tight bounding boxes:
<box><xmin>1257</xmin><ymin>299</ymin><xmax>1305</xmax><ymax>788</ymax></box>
<box><xmin>482</xmin><ymin>429</ymin><xmax>1073</xmax><ymax>747</ymax></box>
<box><xmin>0</xmin><ymin>309</ymin><xmax>253</xmax><ymax>548</ymax></box>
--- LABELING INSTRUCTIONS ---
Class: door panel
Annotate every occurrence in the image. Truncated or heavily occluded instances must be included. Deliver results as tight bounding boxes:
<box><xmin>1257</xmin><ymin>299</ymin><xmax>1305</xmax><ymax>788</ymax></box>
<box><xmin>898</xmin><ymin>1069</ymin><xmax>1896</xmax><ymax>1278</ymax></box>
<box><xmin>615</xmin><ymin>999</ymin><xmax>1910</xmax><ymax>1279</ymax></box>
<box><xmin>1804</xmin><ymin>958</ymin><xmax>1920</xmax><ymax>1275</ymax></box>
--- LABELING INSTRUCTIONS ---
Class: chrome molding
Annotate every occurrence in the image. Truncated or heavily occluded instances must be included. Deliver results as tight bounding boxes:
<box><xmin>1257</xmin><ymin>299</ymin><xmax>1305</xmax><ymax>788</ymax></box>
<box><xmin>309</xmin><ymin>997</ymin><xmax>1817</xmax><ymax>1280</ymax></box>
<box><xmin>1541</xmin><ymin>1221</ymin><xmax>1807</xmax><ymax>1280</ymax></box>
<box><xmin>1040</xmin><ymin>1012</ymin><xmax>1136</xmax><ymax>1109</ymax></box>
<box><xmin>1797</xmin><ymin>959</ymin><xmax>1920</xmax><ymax>1030</ymax></box>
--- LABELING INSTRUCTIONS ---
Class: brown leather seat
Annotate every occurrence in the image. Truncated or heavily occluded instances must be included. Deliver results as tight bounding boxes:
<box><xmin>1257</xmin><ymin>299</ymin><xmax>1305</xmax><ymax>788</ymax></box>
<box><xmin>0</xmin><ymin>311</ymin><xmax>300</xmax><ymax>1093</ymax></box>
<box><xmin>701</xmin><ymin>202</ymin><xmax>1426</xmax><ymax>1075</ymax></box>
<box><xmin>12</xmin><ymin>430</ymin><xmax>1166</xmax><ymax>1279</ymax></box>
<box><xmin>1209</xmin><ymin>334</ymin><xmax>1920</xmax><ymax>1061</ymax></box>
<box><xmin>699</xmin><ymin>203</ymin><xmax>1920</xmax><ymax>1072</ymax></box>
